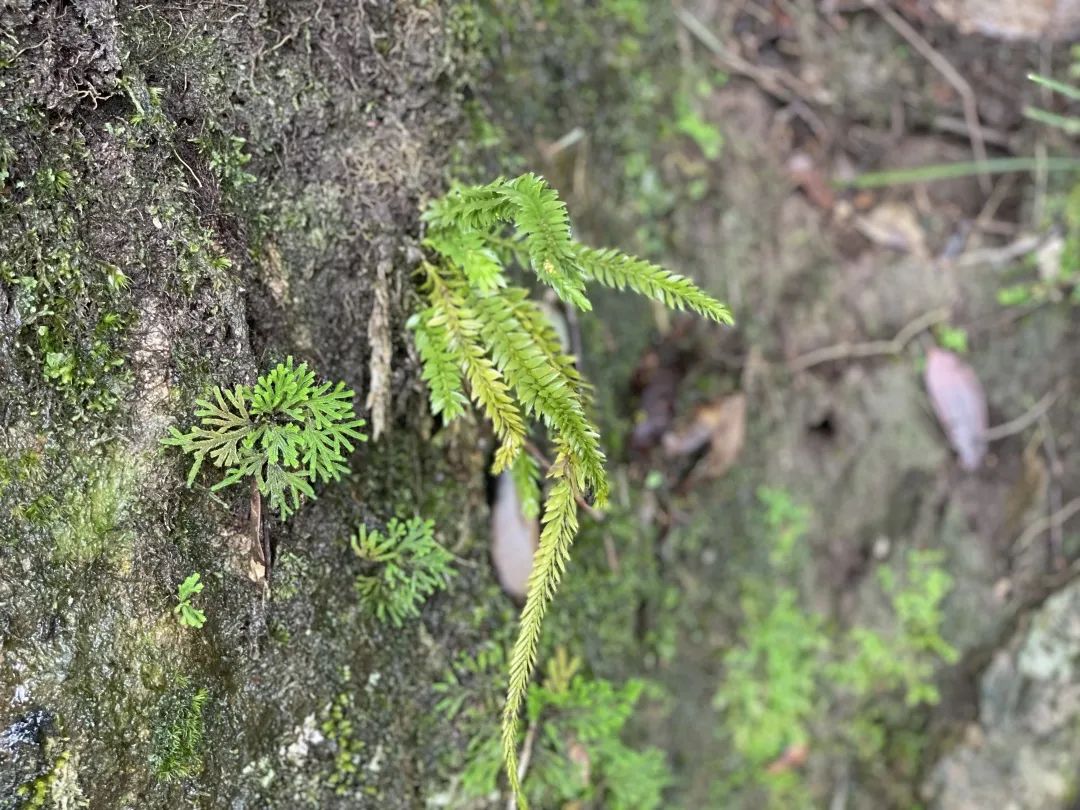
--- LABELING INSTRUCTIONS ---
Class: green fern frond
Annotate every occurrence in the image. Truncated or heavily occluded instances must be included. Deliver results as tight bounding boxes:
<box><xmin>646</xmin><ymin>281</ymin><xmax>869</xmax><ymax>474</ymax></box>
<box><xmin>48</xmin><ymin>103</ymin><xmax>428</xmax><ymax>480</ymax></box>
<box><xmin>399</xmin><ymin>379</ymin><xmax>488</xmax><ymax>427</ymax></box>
<box><xmin>162</xmin><ymin>385</ymin><xmax>253</xmax><ymax>485</ymax></box>
<box><xmin>502</xmin><ymin>477</ymin><xmax>579</xmax><ymax>807</ymax></box>
<box><xmin>424</xmin><ymin>177</ymin><xmax>516</xmax><ymax>231</ymax></box>
<box><xmin>410</xmin><ymin>173</ymin><xmax>730</xmax><ymax>806</ymax></box>
<box><xmin>426</xmin><ymin>229</ymin><xmax>506</xmax><ymax>293</ymax></box>
<box><xmin>574</xmin><ymin>245</ymin><xmax>733</xmax><ymax>324</ymax></box>
<box><xmin>472</xmin><ymin>293</ymin><xmax>606</xmax><ymax>495</ymax></box>
<box><xmin>350</xmin><ymin>517</ymin><xmax>455</xmax><ymax>626</ymax></box>
<box><xmin>412</xmin><ymin>315</ymin><xmax>469</xmax><ymax>421</ymax></box>
<box><xmin>503</xmin><ymin>174</ymin><xmax>590</xmax><ymax>310</ymax></box>
<box><xmin>424</xmin><ymin>264</ymin><xmax>527</xmax><ymax>471</ymax></box>
<box><xmin>507</xmin><ymin>292</ymin><xmax>594</xmax><ymax>411</ymax></box>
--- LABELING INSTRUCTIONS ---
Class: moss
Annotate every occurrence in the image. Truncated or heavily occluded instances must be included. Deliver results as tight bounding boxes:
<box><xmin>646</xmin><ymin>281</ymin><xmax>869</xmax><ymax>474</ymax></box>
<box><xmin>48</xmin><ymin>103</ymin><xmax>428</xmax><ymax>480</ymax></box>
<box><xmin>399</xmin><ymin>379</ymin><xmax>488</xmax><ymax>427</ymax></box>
<box><xmin>50</xmin><ymin>447</ymin><xmax>138</xmax><ymax>566</ymax></box>
<box><xmin>15</xmin><ymin>740</ymin><xmax>87</xmax><ymax>810</ymax></box>
<box><xmin>151</xmin><ymin>682</ymin><xmax>210</xmax><ymax>781</ymax></box>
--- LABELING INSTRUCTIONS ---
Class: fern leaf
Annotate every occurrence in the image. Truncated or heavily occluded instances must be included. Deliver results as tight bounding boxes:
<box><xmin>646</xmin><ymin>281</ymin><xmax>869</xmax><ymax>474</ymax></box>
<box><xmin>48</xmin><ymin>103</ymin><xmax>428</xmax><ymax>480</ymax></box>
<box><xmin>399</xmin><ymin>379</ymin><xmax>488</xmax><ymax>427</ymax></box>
<box><xmin>501</xmin><ymin>477</ymin><xmax>579</xmax><ymax>807</ymax></box>
<box><xmin>424</xmin><ymin>177</ymin><xmax>516</xmax><ymax>231</ymax></box>
<box><xmin>508</xmin><ymin>292</ymin><xmax>594</xmax><ymax>412</ymax></box>
<box><xmin>412</xmin><ymin>315</ymin><xmax>469</xmax><ymax>421</ymax></box>
<box><xmin>573</xmin><ymin>245</ymin><xmax>733</xmax><ymax>324</ymax></box>
<box><xmin>502</xmin><ymin>174</ymin><xmax>590</xmax><ymax>311</ymax></box>
<box><xmin>424</xmin><ymin>266</ymin><xmax>527</xmax><ymax>471</ymax></box>
<box><xmin>251</xmin><ymin>356</ymin><xmax>315</xmax><ymax>418</ymax></box>
<box><xmin>426</xmin><ymin>230</ymin><xmax>506</xmax><ymax>293</ymax></box>
<box><xmin>161</xmin><ymin>385</ymin><xmax>254</xmax><ymax>484</ymax></box>
<box><xmin>472</xmin><ymin>293</ymin><xmax>605</xmax><ymax>497</ymax></box>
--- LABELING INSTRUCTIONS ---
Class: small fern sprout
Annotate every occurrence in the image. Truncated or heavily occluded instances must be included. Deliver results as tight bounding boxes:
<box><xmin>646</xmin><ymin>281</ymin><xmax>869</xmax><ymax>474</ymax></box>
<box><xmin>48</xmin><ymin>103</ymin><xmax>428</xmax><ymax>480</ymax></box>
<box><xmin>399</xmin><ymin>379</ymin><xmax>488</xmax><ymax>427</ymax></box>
<box><xmin>410</xmin><ymin>173</ymin><xmax>732</xmax><ymax>806</ymax></box>
<box><xmin>162</xmin><ymin>357</ymin><xmax>367</xmax><ymax>519</ymax></box>
<box><xmin>350</xmin><ymin>516</ymin><xmax>456</xmax><ymax>626</ymax></box>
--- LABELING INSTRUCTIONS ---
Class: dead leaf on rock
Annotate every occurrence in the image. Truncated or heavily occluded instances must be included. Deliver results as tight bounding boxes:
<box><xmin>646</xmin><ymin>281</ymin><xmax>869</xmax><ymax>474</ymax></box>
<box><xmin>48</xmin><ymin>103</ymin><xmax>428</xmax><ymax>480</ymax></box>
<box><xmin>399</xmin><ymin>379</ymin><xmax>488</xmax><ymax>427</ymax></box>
<box><xmin>766</xmin><ymin>742</ymin><xmax>810</xmax><ymax>774</ymax></box>
<box><xmin>924</xmin><ymin>347</ymin><xmax>989</xmax><ymax>471</ymax></box>
<box><xmin>854</xmin><ymin>201</ymin><xmax>928</xmax><ymax>257</ymax></box>
<box><xmin>663</xmin><ymin>393</ymin><xmax>747</xmax><ymax>480</ymax></box>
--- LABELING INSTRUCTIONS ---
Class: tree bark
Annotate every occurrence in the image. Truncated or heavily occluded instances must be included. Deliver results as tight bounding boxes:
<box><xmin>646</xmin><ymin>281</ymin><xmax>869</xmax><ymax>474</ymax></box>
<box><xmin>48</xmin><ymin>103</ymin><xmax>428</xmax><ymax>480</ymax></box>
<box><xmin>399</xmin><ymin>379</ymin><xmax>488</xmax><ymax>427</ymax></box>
<box><xmin>0</xmin><ymin>2</ymin><xmax>481</xmax><ymax>807</ymax></box>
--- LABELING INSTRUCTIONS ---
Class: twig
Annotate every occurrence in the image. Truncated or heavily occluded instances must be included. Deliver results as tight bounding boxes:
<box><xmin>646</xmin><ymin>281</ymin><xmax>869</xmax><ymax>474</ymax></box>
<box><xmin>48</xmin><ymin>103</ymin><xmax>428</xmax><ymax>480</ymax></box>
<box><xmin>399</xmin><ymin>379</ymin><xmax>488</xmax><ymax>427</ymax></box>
<box><xmin>948</xmin><ymin>232</ymin><xmax>1046</xmax><ymax>269</ymax></box>
<box><xmin>984</xmin><ymin>388</ymin><xmax>1060</xmax><ymax>442</ymax></box>
<box><xmin>1014</xmin><ymin>496</ymin><xmax>1080</xmax><ymax>556</ymax></box>
<box><xmin>673</xmin><ymin>5</ymin><xmax>832</xmax><ymax>107</ymax></box>
<box><xmin>506</xmin><ymin>718</ymin><xmax>540</xmax><ymax>810</ymax></box>
<box><xmin>870</xmin><ymin>1</ymin><xmax>990</xmax><ymax>192</ymax></box>
<box><xmin>790</xmin><ymin>307</ymin><xmax>950</xmax><ymax>372</ymax></box>
<box><xmin>1039</xmin><ymin>413</ymin><xmax>1065</xmax><ymax>570</ymax></box>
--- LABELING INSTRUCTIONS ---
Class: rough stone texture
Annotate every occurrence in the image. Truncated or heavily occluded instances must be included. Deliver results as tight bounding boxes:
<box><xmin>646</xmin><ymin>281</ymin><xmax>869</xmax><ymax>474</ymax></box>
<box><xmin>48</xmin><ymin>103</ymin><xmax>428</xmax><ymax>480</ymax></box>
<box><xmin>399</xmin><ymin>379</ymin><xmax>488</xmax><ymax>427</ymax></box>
<box><xmin>0</xmin><ymin>1</ymin><xmax>489</xmax><ymax>807</ymax></box>
<box><xmin>927</xmin><ymin>579</ymin><xmax>1080</xmax><ymax>809</ymax></box>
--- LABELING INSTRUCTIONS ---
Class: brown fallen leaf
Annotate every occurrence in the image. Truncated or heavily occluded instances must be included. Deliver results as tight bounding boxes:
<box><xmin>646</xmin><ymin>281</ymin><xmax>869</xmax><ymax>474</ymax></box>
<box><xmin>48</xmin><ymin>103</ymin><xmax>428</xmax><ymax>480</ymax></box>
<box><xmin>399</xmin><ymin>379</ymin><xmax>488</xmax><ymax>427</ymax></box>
<box><xmin>787</xmin><ymin>152</ymin><xmax>835</xmax><ymax>212</ymax></box>
<box><xmin>766</xmin><ymin>742</ymin><xmax>810</xmax><ymax>774</ymax></box>
<box><xmin>924</xmin><ymin>347</ymin><xmax>989</xmax><ymax>471</ymax></box>
<box><xmin>854</xmin><ymin>201</ymin><xmax>928</xmax><ymax>257</ymax></box>
<box><xmin>491</xmin><ymin>472</ymin><xmax>539</xmax><ymax>602</ymax></box>
<box><xmin>663</xmin><ymin>393</ymin><xmax>747</xmax><ymax>480</ymax></box>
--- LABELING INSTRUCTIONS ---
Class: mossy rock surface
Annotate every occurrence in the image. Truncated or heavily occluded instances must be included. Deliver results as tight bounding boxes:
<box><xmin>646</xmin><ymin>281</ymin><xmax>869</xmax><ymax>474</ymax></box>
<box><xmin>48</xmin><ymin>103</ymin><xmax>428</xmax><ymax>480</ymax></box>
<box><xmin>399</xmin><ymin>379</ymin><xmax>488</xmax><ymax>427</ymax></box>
<box><xmin>0</xmin><ymin>2</ymin><xmax>493</xmax><ymax>807</ymax></box>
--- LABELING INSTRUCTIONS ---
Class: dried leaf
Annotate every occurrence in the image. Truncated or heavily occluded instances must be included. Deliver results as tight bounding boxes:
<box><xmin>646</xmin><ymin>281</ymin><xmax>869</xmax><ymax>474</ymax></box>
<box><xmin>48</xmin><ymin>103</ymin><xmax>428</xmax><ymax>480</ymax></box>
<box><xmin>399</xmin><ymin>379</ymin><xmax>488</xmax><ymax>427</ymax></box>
<box><xmin>766</xmin><ymin>742</ymin><xmax>810</xmax><ymax>774</ymax></box>
<box><xmin>854</xmin><ymin>201</ymin><xmax>928</xmax><ymax>257</ymax></box>
<box><xmin>365</xmin><ymin>258</ymin><xmax>393</xmax><ymax>440</ymax></box>
<box><xmin>663</xmin><ymin>393</ymin><xmax>747</xmax><ymax>479</ymax></box>
<box><xmin>491</xmin><ymin>471</ymin><xmax>539</xmax><ymax>602</ymax></box>
<box><xmin>924</xmin><ymin>347</ymin><xmax>988</xmax><ymax>471</ymax></box>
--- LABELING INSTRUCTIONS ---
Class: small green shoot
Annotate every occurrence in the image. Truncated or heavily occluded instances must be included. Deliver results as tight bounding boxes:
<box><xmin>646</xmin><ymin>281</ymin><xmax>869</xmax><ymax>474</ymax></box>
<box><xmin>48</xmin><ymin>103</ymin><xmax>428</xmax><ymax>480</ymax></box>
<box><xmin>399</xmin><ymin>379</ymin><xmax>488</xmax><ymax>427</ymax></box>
<box><xmin>935</xmin><ymin>324</ymin><xmax>969</xmax><ymax>354</ymax></box>
<box><xmin>174</xmin><ymin>572</ymin><xmax>206</xmax><ymax>629</ymax></box>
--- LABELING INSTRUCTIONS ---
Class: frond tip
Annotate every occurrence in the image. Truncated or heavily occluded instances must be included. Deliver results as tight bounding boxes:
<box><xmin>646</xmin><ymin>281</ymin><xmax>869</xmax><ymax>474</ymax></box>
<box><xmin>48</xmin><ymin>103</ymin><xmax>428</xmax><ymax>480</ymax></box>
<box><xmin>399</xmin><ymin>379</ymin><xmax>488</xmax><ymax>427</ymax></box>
<box><xmin>574</xmin><ymin>245</ymin><xmax>733</xmax><ymax>324</ymax></box>
<box><xmin>501</xmin><ymin>477</ymin><xmax>579</xmax><ymax>808</ymax></box>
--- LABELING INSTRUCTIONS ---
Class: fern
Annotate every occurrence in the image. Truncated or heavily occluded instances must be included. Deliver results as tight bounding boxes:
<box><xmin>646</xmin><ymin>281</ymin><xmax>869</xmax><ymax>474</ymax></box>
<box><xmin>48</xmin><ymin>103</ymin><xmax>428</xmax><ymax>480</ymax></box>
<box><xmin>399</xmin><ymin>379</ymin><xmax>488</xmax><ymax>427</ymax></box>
<box><xmin>163</xmin><ymin>357</ymin><xmax>367</xmax><ymax>519</ymax></box>
<box><xmin>411</xmin><ymin>173</ymin><xmax>732</xmax><ymax>808</ymax></box>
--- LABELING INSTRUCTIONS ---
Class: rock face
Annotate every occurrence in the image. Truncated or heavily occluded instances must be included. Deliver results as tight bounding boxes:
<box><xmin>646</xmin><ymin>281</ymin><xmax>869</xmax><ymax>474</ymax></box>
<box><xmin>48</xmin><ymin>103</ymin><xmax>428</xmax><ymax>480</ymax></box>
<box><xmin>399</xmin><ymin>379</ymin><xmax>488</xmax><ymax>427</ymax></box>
<box><xmin>927</xmin><ymin>579</ymin><xmax>1080</xmax><ymax>809</ymax></box>
<box><xmin>0</xmin><ymin>2</ymin><xmax>485</xmax><ymax>807</ymax></box>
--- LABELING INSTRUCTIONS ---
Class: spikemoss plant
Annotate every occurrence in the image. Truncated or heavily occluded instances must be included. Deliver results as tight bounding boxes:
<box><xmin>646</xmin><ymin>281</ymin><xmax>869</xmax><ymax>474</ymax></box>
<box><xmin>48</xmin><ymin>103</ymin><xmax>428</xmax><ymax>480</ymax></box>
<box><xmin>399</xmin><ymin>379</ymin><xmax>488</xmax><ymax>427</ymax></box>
<box><xmin>349</xmin><ymin>516</ymin><xmax>455</xmax><ymax>626</ymax></box>
<box><xmin>174</xmin><ymin>572</ymin><xmax>206</xmax><ymax>629</ymax></box>
<box><xmin>410</xmin><ymin>172</ymin><xmax>731</xmax><ymax>804</ymax></box>
<box><xmin>162</xmin><ymin>357</ymin><xmax>367</xmax><ymax>519</ymax></box>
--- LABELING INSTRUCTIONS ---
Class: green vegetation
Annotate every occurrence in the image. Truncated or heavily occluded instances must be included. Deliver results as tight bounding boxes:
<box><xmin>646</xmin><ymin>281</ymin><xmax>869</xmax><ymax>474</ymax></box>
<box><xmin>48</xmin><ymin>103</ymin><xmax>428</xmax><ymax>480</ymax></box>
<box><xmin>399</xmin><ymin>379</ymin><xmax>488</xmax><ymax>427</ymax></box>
<box><xmin>152</xmin><ymin>683</ymin><xmax>210</xmax><ymax>781</ymax></box>
<box><xmin>349</xmin><ymin>516</ymin><xmax>456</xmax><ymax>626</ymax></box>
<box><xmin>410</xmin><ymin>172</ymin><xmax>730</xmax><ymax>805</ymax></box>
<box><xmin>434</xmin><ymin>643</ymin><xmax>669</xmax><ymax>809</ymax></box>
<box><xmin>174</xmin><ymin>572</ymin><xmax>207</xmax><ymax>629</ymax></box>
<box><xmin>434</xmin><ymin>640</ymin><xmax>509</xmax><ymax>799</ymax></box>
<box><xmin>321</xmin><ymin>692</ymin><xmax>367</xmax><ymax>796</ymax></box>
<box><xmin>935</xmin><ymin>324</ymin><xmax>969</xmax><ymax>354</ymax></box>
<box><xmin>163</xmin><ymin>357</ymin><xmax>367</xmax><ymax>519</ymax></box>
<box><xmin>523</xmin><ymin>648</ymin><xmax>670</xmax><ymax>810</ymax></box>
<box><xmin>712</xmin><ymin>489</ymin><xmax>957</xmax><ymax>807</ymax></box>
<box><xmin>16</xmin><ymin>743</ymin><xmax>87</xmax><ymax>809</ymax></box>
